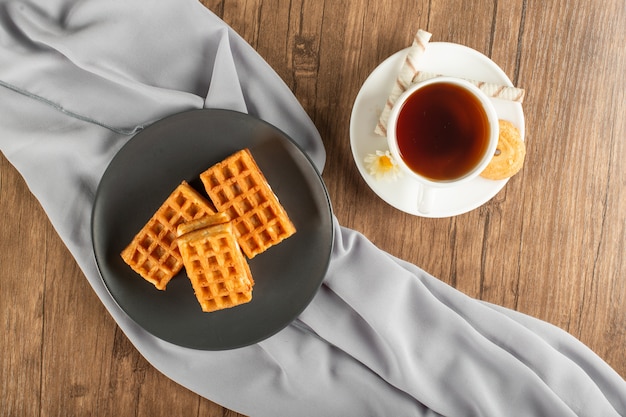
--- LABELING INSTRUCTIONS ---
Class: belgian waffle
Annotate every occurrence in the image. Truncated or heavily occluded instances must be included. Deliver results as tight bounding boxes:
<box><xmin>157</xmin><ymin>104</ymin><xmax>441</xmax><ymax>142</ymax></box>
<box><xmin>120</xmin><ymin>181</ymin><xmax>216</xmax><ymax>290</ymax></box>
<box><xmin>176</xmin><ymin>222</ymin><xmax>254</xmax><ymax>312</ymax></box>
<box><xmin>199</xmin><ymin>148</ymin><xmax>296</xmax><ymax>258</ymax></box>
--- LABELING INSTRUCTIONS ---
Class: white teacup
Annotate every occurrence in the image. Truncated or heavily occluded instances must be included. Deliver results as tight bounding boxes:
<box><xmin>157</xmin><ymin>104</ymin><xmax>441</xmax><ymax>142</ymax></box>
<box><xmin>386</xmin><ymin>77</ymin><xmax>499</xmax><ymax>214</ymax></box>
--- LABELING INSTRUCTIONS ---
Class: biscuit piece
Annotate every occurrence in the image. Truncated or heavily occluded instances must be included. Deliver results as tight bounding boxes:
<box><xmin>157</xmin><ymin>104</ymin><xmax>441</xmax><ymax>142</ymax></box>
<box><xmin>480</xmin><ymin>120</ymin><xmax>526</xmax><ymax>180</ymax></box>
<box><xmin>120</xmin><ymin>181</ymin><xmax>216</xmax><ymax>290</ymax></box>
<box><xmin>200</xmin><ymin>149</ymin><xmax>296</xmax><ymax>258</ymax></box>
<box><xmin>177</xmin><ymin>222</ymin><xmax>254</xmax><ymax>312</ymax></box>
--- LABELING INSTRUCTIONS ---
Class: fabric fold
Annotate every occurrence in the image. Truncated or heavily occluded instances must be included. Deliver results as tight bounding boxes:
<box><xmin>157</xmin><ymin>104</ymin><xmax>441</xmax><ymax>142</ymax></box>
<box><xmin>204</xmin><ymin>28</ymin><xmax>247</xmax><ymax>113</ymax></box>
<box><xmin>1</xmin><ymin>0</ymin><xmax>624</xmax><ymax>416</ymax></box>
<box><xmin>0</xmin><ymin>1</ymin><xmax>207</xmax><ymax>134</ymax></box>
<box><xmin>299</xmin><ymin>223</ymin><xmax>626</xmax><ymax>416</ymax></box>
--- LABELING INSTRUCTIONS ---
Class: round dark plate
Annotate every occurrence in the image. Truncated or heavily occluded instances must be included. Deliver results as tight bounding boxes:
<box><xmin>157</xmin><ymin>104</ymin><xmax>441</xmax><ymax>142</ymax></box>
<box><xmin>92</xmin><ymin>109</ymin><xmax>333</xmax><ymax>350</ymax></box>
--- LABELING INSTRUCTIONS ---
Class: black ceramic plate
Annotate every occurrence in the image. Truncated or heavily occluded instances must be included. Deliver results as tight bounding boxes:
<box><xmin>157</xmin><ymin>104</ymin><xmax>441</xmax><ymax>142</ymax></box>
<box><xmin>92</xmin><ymin>109</ymin><xmax>333</xmax><ymax>350</ymax></box>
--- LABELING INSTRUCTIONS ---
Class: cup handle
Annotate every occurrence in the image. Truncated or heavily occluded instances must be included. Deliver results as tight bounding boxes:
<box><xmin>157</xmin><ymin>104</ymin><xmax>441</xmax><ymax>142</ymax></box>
<box><xmin>418</xmin><ymin>185</ymin><xmax>434</xmax><ymax>214</ymax></box>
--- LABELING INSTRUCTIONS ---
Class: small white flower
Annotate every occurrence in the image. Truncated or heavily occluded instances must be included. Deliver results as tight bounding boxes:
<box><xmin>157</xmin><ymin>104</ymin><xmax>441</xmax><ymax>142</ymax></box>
<box><xmin>364</xmin><ymin>150</ymin><xmax>402</xmax><ymax>181</ymax></box>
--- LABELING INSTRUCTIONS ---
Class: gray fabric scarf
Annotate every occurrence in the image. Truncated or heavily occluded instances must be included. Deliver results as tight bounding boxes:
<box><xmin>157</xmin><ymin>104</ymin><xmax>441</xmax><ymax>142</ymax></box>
<box><xmin>1</xmin><ymin>1</ymin><xmax>624</xmax><ymax>415</ymax></box>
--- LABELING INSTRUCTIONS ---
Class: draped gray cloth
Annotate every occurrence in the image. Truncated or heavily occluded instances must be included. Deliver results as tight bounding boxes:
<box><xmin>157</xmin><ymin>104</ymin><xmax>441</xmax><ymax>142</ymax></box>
<box><xmin>1</xmin><ymin>1</ymin><xmax>624</xmax><ymax>416</ymax></box>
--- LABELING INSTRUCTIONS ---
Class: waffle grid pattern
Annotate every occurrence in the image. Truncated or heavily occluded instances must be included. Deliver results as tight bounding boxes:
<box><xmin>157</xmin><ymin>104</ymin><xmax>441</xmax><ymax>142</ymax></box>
<box><xmin>120</xmin><ymin>181</ymin><xmax>215</xmax><ymax>290</ymax></box>
<box><xmin>200</xmin><ymin>149</ymin><xmax>296</xmax><ymax>258</ymax></box>
<box><xmin>178</xmin><ymin>224</ymin><xmax>253</xmax><ymax>312</ymax></box>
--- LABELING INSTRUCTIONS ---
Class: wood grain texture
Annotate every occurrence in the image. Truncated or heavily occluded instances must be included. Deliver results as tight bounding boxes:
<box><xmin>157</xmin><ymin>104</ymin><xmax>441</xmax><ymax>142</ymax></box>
<box><xmin>2</xmin><ymin>0</ymin><xmax>624</xmax><ymax>415</ymax></box>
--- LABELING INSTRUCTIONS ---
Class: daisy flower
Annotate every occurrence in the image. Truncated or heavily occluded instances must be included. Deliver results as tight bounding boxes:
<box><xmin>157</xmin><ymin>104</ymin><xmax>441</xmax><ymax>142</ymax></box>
<box><xmin>364</xmin><ymin>150</ymin><xmax>402</xmax><ymax>181</ymax></box>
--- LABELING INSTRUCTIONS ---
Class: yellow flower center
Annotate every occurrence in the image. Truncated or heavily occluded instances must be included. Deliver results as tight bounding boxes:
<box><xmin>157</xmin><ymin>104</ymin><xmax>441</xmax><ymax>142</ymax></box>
<box><xmin>379</xmin><ymin>155</ymin><xmax>394</xmax><ymax>171</ymax></box>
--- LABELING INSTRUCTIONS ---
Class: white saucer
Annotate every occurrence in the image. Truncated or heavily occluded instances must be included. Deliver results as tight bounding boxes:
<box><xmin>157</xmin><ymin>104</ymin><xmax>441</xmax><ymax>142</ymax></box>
<box><xmin>349</xmin><ymin>42</ymin><xmax>525</xmax><ymax>218</ymax></box>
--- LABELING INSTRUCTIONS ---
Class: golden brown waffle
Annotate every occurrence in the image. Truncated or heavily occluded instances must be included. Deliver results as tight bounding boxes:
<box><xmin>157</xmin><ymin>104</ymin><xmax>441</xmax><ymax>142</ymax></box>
<box><xmin>199</xmin><ymin>148</ymin><xmax>296</xmax><ymax>258</ymax></box>
<box><xmin>176</xmin><ymin>211</ymin><xmax>230</xmax><ymax>237</ymax></box>
<box><xmin>120</xmin><ymin>181</ymin><xmax>216</xmax><ymax>290</ymax></box>
<box><xmin>177</xmin><ymin>222</ymin><xmax>254</xmax><ymax>312</ymax></box>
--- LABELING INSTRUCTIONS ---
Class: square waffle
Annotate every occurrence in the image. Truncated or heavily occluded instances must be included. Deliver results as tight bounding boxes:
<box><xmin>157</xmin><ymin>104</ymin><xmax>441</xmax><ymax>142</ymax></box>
<box><xmin>176</xmin><ymin>222</ymin><xmax>254</xmax><ymax>312</ymax></box>
<box><xmin>120</xmin><ymin>181</ymin><xmax>216</xmax><ymax>290</ymax></box>
<box><xmin>199</xmin><ymin>148</ymin><xmax>296</xmax><ymax>258</ymax></box>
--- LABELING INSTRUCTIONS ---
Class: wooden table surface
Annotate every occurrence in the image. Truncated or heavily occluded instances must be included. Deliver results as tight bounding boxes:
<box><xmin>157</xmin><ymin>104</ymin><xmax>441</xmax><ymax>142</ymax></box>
<box><xmin>2</xmin><ymin>0</ymin><xmax>624</xmax><ymax>415</ymax></box>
